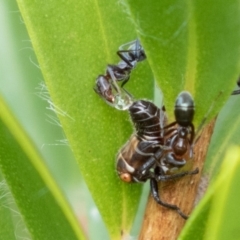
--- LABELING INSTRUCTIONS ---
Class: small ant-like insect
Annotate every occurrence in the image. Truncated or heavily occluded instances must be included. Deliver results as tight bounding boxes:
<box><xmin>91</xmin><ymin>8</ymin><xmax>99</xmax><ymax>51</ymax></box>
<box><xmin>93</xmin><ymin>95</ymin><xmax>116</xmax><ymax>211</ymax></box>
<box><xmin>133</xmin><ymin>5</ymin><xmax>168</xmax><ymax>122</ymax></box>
<box><xmin>109</xmin><ymin>39</ymin><xmax>146</xmax><ymax>87</ymax></box>
<box><xmin>94</xmin><ymin>39</ymin><xmax>146</xmax><ymax>109</ymax></box>
<box><xmin>161</xmin><ymin>91</ymin><xmax>195</xmax><ymax>172</ymax></box>
<box><xmin>116</xmin><ymin>91</ymin><xmax>198</xmax><ymax>219</ymax></box>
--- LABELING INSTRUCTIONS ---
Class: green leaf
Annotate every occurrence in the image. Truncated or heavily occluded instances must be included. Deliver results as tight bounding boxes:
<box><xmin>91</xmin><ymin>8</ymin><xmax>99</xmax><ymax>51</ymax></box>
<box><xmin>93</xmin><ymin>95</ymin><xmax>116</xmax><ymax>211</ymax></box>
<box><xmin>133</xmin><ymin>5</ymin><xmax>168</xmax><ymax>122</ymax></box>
<box><xmin>0</xmin><ymin>173</ymin><xmax>32</xmax><ymax>239</ymax></box>
<box><xmin>204</xmin><ymin>146</ymin><xmax>240</xmax><ymax>240</ymax></box>
<box><xmin>0</xmin><ymin>98</ymin><xmax>86</xmax><ymax>240</ymax></box>
<box><xmin>15</xmin><ymin>0</ymin><xmax>240</xmax><ymax>238</ymax></box>
<box><xmin>124</xmin><ymin>0</ymin><xmax>240</xmax><ymax>126</ymax></box>
<box><xmin>179</xmin><ymin>146</ymin><xmax>240</xmax><ymax>240</ymax></box>
<box><xmin>178</xmin><ymin>93</ymin><xmax>240</xmax><ymax>239</ymax></box>
<box><xmin>178</xmin><ymin>72</ymin><xmax>240</xmax><ymax>240</ymax></box>
<box><xmin>16</xmin><ymin>0</ymin><xmax>154</xmax><ymax>238</ymax></box>
<box><xmin>204</xmin><ymin>94</ymin><xmax>240</xmax><ymax>178</ymax></box>
<box><xmin>178</xmin><ymin>188</ymin><xmax>212</xmax><ymax>240</ymax></box>
<box><xmin>0</xmin><ymin>174</ymin><xmax>17</xmax><ymax>240</ymax></box>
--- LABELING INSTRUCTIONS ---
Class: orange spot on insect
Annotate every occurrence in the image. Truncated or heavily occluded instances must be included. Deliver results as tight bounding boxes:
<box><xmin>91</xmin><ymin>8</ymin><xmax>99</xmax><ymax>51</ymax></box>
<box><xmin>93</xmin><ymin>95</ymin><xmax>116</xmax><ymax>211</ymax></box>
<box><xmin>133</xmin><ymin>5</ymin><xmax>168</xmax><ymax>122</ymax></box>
<box><xmin>120</xmin><ymin>173</ymin><xmax>132</xmax><ymax>182</ymax></box>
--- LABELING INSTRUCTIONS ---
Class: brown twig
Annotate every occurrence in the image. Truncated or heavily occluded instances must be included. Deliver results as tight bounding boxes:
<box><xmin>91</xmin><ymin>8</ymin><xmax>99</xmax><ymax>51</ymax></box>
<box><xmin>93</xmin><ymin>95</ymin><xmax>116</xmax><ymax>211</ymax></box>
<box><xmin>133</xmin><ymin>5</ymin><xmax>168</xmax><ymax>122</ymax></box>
<box><xmin>139</xmin><ymin>119</ymin><xmax>216</xmax><ymax>240</ymax></box>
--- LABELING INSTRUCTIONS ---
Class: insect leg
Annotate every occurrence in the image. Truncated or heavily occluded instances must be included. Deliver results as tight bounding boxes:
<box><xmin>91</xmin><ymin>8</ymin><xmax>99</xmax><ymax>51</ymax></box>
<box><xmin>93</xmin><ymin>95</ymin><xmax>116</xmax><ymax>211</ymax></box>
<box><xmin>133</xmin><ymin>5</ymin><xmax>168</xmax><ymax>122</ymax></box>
<box><xmin>120</xmin><ymin>76</ymin><xmax>130</xmax><ymax>88</ymax></box>
<box><xmin>150</xmin><ymin>178</ymin><xmax>188</xmax><ymax>219</ymax></box>
<box><xmin>133</xmin><ymin>147</ymin><xmax>164</xmax><ymax>181</ymax></box>
<box><xmin>106</xmin><ymin>66</ymin><xmax>121</xmax><ymax>94</ymax></box>
<box><xmin>117</xmin><ymin>50</ymin><xmax>134</xmax><ymax>67</ymax></box>
<box><xmin>232</xmin><ymin>89</ymin><xmax>240</xmax><ymax>95</ymax></box>
<box><xmin>231</xmin><ymin>77</ymin><xmax>240</xmax><ymax>95</ymax></box>
<box><xmin>155</xmin><ymin>168</ymin><xmax>199</xmax><ymax>182</ymax></box>
<box><xmin>117</xmin><ymin>40</ymin><xmax>138</xmax><ymax>67</ymax></box>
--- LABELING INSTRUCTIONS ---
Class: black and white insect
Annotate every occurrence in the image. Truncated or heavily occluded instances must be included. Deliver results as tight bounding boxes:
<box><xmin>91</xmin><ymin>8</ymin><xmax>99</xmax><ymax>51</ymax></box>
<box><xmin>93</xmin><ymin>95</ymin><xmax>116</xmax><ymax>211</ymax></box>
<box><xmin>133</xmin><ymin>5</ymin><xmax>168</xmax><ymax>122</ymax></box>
<box><xmin>94</xmin><ymin>39</ymin><xmax>146</xmax><ymax>110</ymax></box>
<box><xmin>94</xmin><ymin>39</ymin><xmax>199</xmax><ymax>218</ymax></box>
<box><xmin>116</xmin><ymin>92</ymin><xmax>198</xmax><ymax>219</ymax></box>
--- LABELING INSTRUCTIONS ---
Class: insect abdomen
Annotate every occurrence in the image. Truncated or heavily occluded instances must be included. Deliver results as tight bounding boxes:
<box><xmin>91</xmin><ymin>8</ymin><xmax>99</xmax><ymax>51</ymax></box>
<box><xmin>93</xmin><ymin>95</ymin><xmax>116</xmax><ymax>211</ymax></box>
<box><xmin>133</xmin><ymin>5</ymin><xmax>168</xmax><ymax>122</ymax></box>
<box><xmin>129</xmin><ymin>100</ymin><xmax>166</xmax><ymax>141</ymax></box>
